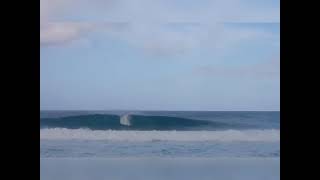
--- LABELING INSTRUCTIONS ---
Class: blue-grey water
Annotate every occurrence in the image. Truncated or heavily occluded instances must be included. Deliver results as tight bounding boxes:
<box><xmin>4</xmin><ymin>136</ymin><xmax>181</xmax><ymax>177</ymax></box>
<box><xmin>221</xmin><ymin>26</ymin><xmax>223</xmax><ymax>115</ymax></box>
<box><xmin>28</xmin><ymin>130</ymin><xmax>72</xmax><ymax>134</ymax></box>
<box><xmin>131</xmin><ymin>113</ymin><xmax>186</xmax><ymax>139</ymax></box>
<box><xmin>40</xmin><ymin>111</ymin><xmax>280</xmax><ymax>180</ymax></box>
<box><xmin>40</xmin><ymin>111</ymin><xmax>279</xmax><ymax>158</ymax></box>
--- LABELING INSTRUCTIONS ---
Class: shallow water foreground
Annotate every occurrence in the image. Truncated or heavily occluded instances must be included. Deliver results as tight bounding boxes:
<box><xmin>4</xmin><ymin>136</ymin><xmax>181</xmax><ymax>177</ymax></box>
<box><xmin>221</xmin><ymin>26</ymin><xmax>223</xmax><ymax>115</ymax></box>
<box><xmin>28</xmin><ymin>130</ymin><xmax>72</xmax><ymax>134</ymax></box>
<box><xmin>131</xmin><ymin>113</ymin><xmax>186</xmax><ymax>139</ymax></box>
<box><xmin>40</xmin><ymin>157</ymin><xmax>279</xmax><ymax>180</ymax></box>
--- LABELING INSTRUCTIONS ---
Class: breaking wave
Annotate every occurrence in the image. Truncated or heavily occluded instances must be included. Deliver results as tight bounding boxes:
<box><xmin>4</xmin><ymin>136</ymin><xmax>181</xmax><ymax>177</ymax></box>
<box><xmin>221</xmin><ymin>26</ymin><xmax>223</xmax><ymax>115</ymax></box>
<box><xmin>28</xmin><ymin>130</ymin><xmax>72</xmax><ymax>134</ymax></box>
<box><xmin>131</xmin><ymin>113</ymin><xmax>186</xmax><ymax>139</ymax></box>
<box><xmin>40</xmin><ymin>114</ymin><xmax>245</xmax><ymax>130</ymax></box>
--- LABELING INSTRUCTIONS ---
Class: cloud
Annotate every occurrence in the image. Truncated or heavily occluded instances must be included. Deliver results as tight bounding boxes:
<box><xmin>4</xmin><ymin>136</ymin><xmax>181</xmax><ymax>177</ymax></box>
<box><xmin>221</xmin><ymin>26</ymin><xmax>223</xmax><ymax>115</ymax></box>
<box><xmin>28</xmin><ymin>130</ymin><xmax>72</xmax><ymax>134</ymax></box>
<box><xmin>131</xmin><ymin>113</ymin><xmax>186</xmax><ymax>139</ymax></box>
<box><xmin>40</xmin><ymin>21</ymin><xmax>277</xmax><ymax>58</ymax></box>
<box><xmin>194</xmin><ymin>57</ymin><xmax>280</xmax><ymax>79</ymax></box>
<box><xmin>41</xmin><ymin>0</ymin><xmax>279</xmax><ymax>23</ymax></box>
<box><xmin>40</xmin><ymin>22</ymin><xmax>130</xmax><ymax>46</ymax></box>
<box><xmin>113</xmin><ymin>22</ymin><xmax>277</xmax><ymax>56</ymax></box>
<box><xmin>41</xmin><ymin>22</ymin><xmax>91</xmax><ymax>45</ymax></box>
<box><xmin>40</xmin><ymin>0</ymin><xmax>279</xmax><ymax>55</ymax></box>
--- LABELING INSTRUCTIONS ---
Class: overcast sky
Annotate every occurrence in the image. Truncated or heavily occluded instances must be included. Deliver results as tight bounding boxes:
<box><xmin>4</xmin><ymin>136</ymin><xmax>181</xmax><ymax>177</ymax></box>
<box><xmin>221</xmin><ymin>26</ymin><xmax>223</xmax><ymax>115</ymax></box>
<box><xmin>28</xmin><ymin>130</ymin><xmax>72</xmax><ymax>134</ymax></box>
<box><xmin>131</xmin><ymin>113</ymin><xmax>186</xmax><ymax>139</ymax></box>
<box><xmin>40</xmin><ymin>0</ymin><xmax>280</xmax><ymax>111</ymax></box>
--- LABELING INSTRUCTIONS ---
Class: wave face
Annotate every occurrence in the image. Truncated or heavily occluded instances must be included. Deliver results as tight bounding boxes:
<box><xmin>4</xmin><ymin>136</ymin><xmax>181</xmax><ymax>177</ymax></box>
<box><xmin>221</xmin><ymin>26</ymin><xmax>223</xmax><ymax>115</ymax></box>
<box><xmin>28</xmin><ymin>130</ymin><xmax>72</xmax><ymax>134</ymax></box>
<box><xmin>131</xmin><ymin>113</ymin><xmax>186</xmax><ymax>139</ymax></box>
<box><xmin>40</xmin><ymin>128</ymin><xmax>280</xmax><ymax>142</ymax></box>
<box><xmin>40</xmin><ymin>114</ymin><xmax>241</xmax><ymax>130</ymax></box>
<box><xmin>41</xmin><ymin>114</ymin><xmax>120</xmax><ymax>130</ymax></box>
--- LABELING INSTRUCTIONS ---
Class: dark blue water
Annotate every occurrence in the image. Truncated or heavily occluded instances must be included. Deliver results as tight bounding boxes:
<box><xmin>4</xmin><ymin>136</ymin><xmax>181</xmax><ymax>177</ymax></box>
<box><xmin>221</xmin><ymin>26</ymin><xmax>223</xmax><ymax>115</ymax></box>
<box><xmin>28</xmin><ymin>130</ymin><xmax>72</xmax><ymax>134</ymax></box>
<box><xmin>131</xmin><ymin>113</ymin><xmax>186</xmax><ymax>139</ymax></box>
<box><xmin>40</xmin><ymin>111</ymin><xmax>279</xmax><ymax>130</ymax></box>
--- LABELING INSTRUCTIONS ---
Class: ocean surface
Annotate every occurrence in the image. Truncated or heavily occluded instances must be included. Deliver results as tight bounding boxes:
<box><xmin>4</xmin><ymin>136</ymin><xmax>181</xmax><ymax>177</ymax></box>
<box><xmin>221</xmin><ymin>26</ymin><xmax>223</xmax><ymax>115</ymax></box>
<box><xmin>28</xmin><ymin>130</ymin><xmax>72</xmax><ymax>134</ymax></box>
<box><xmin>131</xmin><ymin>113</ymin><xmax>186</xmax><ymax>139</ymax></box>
<box><xmin>40</xmin><ymin>111</ymin><xmax>280</xmax><ymax>180</ymax></box>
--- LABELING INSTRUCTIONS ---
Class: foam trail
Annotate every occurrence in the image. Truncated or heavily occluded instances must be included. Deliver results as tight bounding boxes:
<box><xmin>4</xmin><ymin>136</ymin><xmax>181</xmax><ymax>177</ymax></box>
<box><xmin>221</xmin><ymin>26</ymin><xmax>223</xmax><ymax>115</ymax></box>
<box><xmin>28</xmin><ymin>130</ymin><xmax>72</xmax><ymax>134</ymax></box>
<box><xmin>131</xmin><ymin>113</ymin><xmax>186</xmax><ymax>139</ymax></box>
<box><xmin>40</xmin><ymin>128</ymin><xmax>280</xmax><ymax>142</ymax></box>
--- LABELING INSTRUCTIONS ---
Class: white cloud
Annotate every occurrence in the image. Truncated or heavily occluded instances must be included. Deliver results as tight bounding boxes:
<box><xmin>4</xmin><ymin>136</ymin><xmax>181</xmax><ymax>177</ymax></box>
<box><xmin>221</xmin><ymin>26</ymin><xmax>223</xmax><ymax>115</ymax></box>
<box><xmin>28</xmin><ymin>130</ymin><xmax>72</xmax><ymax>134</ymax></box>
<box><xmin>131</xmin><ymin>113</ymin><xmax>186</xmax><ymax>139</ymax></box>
<box><xmin>40</xmin><ymin>22</ymin><xmax>130</xmax><ymax>46</ymax></box>
<box><xmin>194</xmin><ymin>57</ymin><xmax>280</xmax><ymax>78</ymax></box>
<box><xmin>41</xmin><ymin>22</ymin><xmax>92</xmax><ymax>45</ymax></box>
<box><xmin>40</xmin><ymin>0</ymin><xmax>279</xmax><ymax>55</ymax></box>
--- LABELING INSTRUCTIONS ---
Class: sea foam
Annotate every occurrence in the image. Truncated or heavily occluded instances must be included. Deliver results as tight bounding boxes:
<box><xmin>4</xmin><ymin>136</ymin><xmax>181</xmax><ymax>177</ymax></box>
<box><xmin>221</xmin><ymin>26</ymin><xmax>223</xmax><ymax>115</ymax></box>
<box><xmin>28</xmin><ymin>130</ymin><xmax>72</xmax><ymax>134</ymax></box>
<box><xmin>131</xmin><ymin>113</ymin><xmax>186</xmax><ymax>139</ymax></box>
<box><xmin>40</xmin><ymin>128</ymin><xmax>280</xmax><ymax>142</ymax></box>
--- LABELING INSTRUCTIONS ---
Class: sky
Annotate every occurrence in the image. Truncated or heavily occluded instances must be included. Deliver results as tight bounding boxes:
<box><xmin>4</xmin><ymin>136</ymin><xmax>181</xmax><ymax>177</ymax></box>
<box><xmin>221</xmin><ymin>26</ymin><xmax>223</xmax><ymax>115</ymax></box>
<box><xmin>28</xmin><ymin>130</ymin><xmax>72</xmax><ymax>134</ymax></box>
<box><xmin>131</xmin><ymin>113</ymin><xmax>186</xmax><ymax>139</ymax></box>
<box><xmin>40</xmin><ymin>0</ymin><xmax>280</xmax><ymax>111</ymax></box>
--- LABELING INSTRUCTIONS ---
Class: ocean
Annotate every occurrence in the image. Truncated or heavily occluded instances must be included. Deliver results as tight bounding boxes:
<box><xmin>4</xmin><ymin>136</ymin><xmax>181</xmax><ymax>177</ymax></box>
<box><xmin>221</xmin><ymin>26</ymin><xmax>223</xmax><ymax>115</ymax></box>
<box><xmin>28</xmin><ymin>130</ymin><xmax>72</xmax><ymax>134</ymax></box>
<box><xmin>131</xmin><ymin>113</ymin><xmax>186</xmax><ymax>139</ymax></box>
<box><xmin>40</xmin><ymin>111</ymin><xmax>280</xmax><ymax>180</ymax></box>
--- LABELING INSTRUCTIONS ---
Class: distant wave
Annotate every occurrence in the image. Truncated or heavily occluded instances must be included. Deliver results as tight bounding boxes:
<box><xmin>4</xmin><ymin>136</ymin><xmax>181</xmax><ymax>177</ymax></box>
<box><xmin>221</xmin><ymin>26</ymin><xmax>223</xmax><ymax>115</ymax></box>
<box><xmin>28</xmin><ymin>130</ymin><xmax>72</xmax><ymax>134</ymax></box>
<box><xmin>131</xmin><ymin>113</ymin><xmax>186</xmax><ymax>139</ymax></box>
<box><xmin>40</xmin><ymin>128</ymin><xmax>280</xmax><ymax>142</ymax></box>
<box><xmin>40</xmin><ymin>114</ymin><xmax>243</xmax><ymax>130</ymax></box>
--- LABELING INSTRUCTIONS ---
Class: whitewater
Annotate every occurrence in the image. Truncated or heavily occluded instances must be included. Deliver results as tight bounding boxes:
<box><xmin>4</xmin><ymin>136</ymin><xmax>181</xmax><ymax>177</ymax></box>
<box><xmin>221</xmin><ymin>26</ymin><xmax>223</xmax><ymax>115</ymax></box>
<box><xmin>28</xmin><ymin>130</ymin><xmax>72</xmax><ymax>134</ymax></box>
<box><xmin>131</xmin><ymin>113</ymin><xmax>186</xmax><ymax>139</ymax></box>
<box><xmin>40</xmin><ymin>128</ymin><xmax>279</xmax><ymax>142</ymax></box>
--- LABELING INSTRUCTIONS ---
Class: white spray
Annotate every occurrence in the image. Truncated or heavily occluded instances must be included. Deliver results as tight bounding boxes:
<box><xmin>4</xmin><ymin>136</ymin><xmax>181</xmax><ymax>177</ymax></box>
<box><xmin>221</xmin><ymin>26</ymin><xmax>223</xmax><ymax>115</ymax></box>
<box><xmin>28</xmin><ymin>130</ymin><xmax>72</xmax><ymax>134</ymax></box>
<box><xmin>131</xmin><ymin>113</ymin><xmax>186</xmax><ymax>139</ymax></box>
<box><xmin>120</xmin><ymin>114</ymin><xmax>132</xmax><ymax>126</ymax></box>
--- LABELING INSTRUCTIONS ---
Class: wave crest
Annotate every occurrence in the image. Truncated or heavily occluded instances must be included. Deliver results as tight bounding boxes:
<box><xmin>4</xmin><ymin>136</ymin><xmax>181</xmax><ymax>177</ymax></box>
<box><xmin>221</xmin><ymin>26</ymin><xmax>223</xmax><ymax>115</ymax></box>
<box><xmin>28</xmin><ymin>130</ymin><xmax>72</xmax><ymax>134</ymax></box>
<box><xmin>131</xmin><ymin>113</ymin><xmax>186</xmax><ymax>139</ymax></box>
<box><xmin>40</xmin><ymin>114</ymin><xmax>235</xmax><ymax>130</ymax></box>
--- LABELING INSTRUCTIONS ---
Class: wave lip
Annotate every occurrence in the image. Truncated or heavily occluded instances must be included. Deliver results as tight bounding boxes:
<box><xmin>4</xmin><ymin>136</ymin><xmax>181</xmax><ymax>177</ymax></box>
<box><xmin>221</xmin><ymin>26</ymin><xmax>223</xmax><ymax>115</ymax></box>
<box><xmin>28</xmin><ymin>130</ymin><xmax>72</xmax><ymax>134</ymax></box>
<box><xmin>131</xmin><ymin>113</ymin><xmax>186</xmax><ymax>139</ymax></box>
<box><xmin>40</xmin><ymin>128</ymin><xmax>280</xmax><ymax>142</ymax></box>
